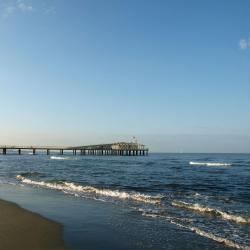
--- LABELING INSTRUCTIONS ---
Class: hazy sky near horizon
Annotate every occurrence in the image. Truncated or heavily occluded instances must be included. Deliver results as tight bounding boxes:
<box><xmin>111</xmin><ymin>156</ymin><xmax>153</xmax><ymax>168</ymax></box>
<box><xmin>0</xmin><ymin>0</ymin><xmax>249</xmax><ymax>152</ymax></box>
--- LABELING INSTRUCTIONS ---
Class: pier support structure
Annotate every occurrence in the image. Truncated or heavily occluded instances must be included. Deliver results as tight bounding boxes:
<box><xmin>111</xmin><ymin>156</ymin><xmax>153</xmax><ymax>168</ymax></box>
<box><xmin>0</xmin><ymin>143</ymin><xmax>149</xmax><ymax>157</ymax></box>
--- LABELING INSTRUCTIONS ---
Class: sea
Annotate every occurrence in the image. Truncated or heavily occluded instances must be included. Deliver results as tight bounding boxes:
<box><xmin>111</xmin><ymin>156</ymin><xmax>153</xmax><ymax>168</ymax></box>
<box><xmin>0</xmin><ymin>152</ymin><xmax>249</xmax><ymax>250</ymax></box>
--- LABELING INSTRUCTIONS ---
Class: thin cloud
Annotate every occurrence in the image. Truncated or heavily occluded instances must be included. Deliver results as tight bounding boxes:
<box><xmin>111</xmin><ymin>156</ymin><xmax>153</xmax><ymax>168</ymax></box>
<box><xmin>44</xmin><ymin>6</ymin><xmax>56</xmax><ymax>15</ymax></box>
<box><xmin>4</xmin><ymin>5</ymin><xmax>16</xmax><ymax>16</ymax></box>
<box><xmin>17</xmin><ymin>1</ymin><xmax>33</xmax><ymax>12</ymax></box>
<box><xmin>239</xmin><ymin>38</ymin><xmax>250</xmax><ymax>50</ymax></box>
<box><xmin>1</xmin><ymin>0</ymin><xmax>33</xmax><ymax>19</ymax></box>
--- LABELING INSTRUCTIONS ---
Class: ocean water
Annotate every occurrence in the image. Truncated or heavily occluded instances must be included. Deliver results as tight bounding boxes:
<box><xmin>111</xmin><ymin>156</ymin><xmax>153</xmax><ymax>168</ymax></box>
<box><xmin>0</xmin><ymin>153</ymin><xmax>249</xmax><ymax>250</ymax></box>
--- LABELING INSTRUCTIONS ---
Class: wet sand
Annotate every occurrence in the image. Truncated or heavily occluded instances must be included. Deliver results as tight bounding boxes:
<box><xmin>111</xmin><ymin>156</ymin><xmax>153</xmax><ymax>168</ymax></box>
<box><xmin>0</xmin><ymin>199</ymin><xmax>67</xmax><ymax>250</ymax></box>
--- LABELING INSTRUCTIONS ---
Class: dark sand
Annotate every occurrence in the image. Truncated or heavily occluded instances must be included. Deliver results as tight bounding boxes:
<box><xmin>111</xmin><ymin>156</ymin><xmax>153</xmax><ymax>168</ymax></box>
<box><xmin>0</xmin><ymin>199</ymin><xmax>67</xmax><ymax>250</ymax></box>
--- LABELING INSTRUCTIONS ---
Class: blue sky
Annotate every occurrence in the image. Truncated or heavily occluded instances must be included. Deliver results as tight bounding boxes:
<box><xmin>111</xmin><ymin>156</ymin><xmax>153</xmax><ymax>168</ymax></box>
<box><xmin>0</xmin><ymin>0</ymin><xmax>249</xmax><ymax>152</ymax></box>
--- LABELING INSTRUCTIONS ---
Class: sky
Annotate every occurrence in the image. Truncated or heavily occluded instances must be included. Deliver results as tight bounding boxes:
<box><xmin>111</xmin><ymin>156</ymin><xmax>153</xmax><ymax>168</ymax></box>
<box><xmin>0</xmin><ymin>0</ymin><xmax>249</xmax><ymax>152</ymax></box>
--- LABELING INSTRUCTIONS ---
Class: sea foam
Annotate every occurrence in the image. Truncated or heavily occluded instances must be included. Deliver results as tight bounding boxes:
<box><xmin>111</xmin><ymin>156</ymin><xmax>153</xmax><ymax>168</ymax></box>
<box><xmin>172</xmin><ymin>201</ymin><xmax>250</xmax><ymax>224</ymax></box>
<box><xmin>16</xmin><ymin>175</ymin><xmax>162</xmax><ymax>204</ymax></box>
<box><xmin>189</xmin><ymin>161</ymin><xmax>231</xmax><ymax>166</ymax></box>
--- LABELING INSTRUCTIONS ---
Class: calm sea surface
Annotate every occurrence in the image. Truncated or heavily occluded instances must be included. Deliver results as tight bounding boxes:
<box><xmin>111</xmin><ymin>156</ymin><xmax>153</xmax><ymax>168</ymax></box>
<box><xmin>0</xmin><ymin>153</ymin><xmax>249</xmax><ymax>249</ymax></box>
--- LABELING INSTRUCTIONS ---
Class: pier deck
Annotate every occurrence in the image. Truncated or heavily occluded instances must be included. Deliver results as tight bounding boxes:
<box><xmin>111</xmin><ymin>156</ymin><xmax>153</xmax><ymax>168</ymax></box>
<box><xmin>0</xmin><ymin>142</ymin><xmax>149</xmax><ymax>156</ymax></box>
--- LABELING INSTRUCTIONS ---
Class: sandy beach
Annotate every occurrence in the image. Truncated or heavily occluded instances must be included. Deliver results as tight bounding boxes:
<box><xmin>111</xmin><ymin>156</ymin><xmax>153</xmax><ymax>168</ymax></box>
<box><xmin>0</xmin><ymin>199</ymin><xmax>67</xmax><ymax>250</ymax></box>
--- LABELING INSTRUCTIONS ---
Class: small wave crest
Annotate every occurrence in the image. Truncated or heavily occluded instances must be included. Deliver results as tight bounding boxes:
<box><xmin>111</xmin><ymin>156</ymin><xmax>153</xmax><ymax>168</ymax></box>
<box><xmin>172</xmin><ymin>201</ymin><xmax>250</xmax><ymax>224</ymax></box>
<box><xmin>189</xmin><ymin>161</ymin><xmax>231</xmax><ymax>166</ymax></box>
<box><xmin>16</xmin><ymin>175</ymin><xmax>162</xmax><ymax>204</ymax></box>
<box><xmin>17</xmin><ymin>172</ymin><xmax>42</xmax><ymax>178</ymax></box>
<box><xmin>135</xmin><ymin>207</ymin><xmax>173</xmax><ymax>220</ymax></box>
<box><xmin>170</xmin><ymin>220</ymin><xmax>250</xmax><ymax>250</ymax></box>
<box><xmin>50</xmin><ymin>156</ymin><xmax>69</xmax><ymax>160</ymax></box>
<box><xmin>136</xmin><ymin>207</ymin><xmax>250</xmax><ymax>250</ymax></box>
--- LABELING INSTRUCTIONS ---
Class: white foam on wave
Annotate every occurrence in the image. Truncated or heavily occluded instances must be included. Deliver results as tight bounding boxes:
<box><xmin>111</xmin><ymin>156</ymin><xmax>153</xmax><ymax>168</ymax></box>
<box><xmin>63</xmin><ymin>190</ymin><xmax>79</xmax><ymax>197</ymax></box>
<box><xmin>172</xmin><ymin>201</ymin><xmax>250</xmax><ymax>225</ymax></box>
<box><xmin>136</xmin><ymin>207</ymin><xmax>173</xmax><ymax>220</ymax></box>
<box><xmin>137</xmin><ymin>207</ymin><xmax>250</xmax><ymax>250</ymax></box>
<box><xmin>170</xmin><ymin>220</ymin><xmax>250</xmax><ymax>250</ymax></box>
<box><xmin>50</xmin><ymin>156</ymin><xmax>69</xmax><ymax>160</ymax></box>
<box><xmin>16</xmin><ymin>175</ymin><xmax>162</xmax><ymax>204</ymax></box>
<box><xmin>189</xmin><ymin>161</ymin><xmax>231</xmax><ymax>166</ymax></box>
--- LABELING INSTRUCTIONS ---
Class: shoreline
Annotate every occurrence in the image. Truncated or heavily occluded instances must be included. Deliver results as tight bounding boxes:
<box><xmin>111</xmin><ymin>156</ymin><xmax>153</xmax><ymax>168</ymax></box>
<box><xmin>0</xmin><ymin>199</ymin><xmax>67</xmax><ymax>250</ymax></box>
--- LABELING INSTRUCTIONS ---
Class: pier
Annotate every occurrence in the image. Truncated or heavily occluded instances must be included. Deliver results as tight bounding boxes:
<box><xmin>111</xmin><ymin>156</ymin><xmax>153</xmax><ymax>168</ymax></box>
<box><xmin>0</xmin><ymin>142</ymin><xmax>149</xmax><ymax>156</ymax></box>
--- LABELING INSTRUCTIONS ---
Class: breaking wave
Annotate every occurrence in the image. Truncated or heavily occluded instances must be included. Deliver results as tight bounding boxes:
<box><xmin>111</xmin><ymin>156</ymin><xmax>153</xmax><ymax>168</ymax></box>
<box><xmin>16</xmin><ymin>175</ymin><xmax>162</xmax><ymax>204</ymax></box>
<box><xmin>172</xmin><ymin>201</ymin><xmax>250</xmax><ymax>224</ymax></box>
<box><xmin>189</xmin><ymin>161</ymin><xmax>231</xmax><ymax>166</ymax></box>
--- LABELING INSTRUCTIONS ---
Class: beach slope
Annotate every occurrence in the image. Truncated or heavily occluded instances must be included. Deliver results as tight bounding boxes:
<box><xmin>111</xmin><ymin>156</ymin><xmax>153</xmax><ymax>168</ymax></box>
<box><xmin>0</xmin><ymin>199</ymin><xmax>67</xmax><ymax>250</ymax></box>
